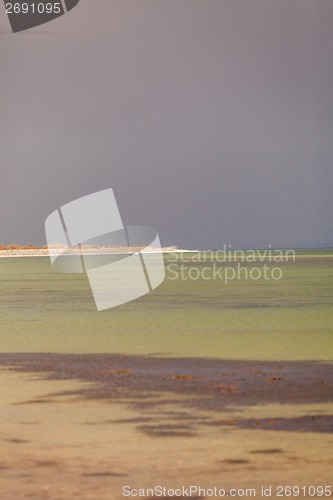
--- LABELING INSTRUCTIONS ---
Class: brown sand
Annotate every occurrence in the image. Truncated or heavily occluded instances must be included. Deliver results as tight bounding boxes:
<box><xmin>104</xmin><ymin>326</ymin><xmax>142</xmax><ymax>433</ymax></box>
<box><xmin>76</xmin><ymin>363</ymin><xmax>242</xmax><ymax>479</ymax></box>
<box><xmin>0</xmin><ymin>354</ymin><xmax>332</xmax><ymax>500</ymax></box>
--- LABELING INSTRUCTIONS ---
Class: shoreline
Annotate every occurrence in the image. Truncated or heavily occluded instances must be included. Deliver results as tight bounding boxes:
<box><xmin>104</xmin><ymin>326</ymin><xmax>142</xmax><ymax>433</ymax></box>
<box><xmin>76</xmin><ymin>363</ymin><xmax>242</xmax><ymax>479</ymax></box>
<box><xmin>0</xmin><ymin>248</ymin><xmax>333</xmax><ymax>263</ymax></box>
<box><xmin>0</xmin><ymin>248</ymin><xmax>195</xmax><ymax>258</ymax></box>
<box><xmin>0</xmin><ymin>248</ymin><xmax>332</xmax><ymax>258</ymax></box>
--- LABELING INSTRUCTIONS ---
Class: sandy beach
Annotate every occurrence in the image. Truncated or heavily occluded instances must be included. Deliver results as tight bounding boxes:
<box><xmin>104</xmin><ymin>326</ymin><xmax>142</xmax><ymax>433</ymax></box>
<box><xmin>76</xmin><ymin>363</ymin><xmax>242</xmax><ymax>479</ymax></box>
<box><xmin>0</xmin><ymin>354</ymin><xmax>332</xmax><ymax>499</ymax></box>
<box><xmin>0</xmin><ymin>253</ymin><xmax>332</xmax><ymax>499</ymax></box>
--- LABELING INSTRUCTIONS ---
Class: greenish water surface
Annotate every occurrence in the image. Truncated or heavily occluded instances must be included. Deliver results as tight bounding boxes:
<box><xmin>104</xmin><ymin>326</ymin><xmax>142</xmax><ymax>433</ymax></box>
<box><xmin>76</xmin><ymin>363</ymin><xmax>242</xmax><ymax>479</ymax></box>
<box><xmin>0</xmin><ymin>252</ymin><xmax>332</xmax><ymax>361</ymax></box>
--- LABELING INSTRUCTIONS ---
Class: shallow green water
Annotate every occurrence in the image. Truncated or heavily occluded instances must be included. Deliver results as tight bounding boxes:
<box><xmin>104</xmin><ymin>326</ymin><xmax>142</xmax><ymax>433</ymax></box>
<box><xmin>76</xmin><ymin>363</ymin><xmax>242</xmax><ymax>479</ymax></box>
<box><xmin>0</xmin><ymin>252</ymin><xmax>332</xmax><ymax>361</ymax></box>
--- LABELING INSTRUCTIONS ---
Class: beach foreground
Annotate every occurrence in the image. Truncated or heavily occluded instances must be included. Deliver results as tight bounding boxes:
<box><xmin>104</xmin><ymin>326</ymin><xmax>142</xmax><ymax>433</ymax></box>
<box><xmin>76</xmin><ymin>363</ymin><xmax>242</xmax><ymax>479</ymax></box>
<box><xmin>0</xmin><ymin>353</ymin><xmax>332</xmax><ymax>500</ymax></box>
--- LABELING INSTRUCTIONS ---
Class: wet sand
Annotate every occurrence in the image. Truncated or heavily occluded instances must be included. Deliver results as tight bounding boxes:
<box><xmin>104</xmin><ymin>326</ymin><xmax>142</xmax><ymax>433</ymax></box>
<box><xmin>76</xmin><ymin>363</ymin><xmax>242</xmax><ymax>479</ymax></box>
<box><xmin>0</xmin><ymin>354</ymin><xmax>332</xmax><ymax>499</ymax></box>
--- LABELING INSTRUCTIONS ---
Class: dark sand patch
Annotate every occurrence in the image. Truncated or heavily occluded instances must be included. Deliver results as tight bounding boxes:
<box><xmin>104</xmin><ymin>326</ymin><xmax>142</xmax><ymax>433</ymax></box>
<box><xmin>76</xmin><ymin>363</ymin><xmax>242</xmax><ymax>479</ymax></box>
<box><xmin>34</xmin><ymin>460</ymin><xmax>59</xmax><ymax>467</ymax></box>
<box><xmin>0</xmin><ymin>353</ymin><xmax>332</xmax><ymax>436</ymax></box>
<box><xmin>137</xmin><ymin>423</ymin><xmax>196</xmax><ymax>437</ymax></box>
<box><xmin>5</xmin><ymin>438</ymin><xmax>30</xmax><ymax>444</ymax></box>
<box><xmin>82</xmin><ymin>471</ymin><xmax>127</xmax><ymax>477</ymax></box>
<box><xmin>220</xmin><ymin>459</ymin><xmax>250</xmax><ymax>464</ymax></box>
<box><xmin>250</xmin><ymin>448</ymin><xmax>284</xmax><ymax>454</ymax></box>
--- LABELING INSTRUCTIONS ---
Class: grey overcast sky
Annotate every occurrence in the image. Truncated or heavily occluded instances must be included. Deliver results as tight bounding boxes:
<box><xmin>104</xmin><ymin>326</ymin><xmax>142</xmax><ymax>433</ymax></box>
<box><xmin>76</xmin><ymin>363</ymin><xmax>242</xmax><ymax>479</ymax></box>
<box><xmin>0</xmin><ymin>0</ymin><xmax>332</xmax><ymax>250</ymax></box>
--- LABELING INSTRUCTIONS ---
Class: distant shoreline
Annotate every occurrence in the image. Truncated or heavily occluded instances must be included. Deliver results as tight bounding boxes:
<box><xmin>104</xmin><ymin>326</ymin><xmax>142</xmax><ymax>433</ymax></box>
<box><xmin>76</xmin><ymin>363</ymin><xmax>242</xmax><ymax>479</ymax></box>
<box><xmin>0</xmin><ymin>248</ymin><xmax>332</xmax><ymax>258</ymax></box>
<box><xmin>0</xmin><ymin>247</ymin><xmax>194</xmax><ymax>258</ymax></box>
